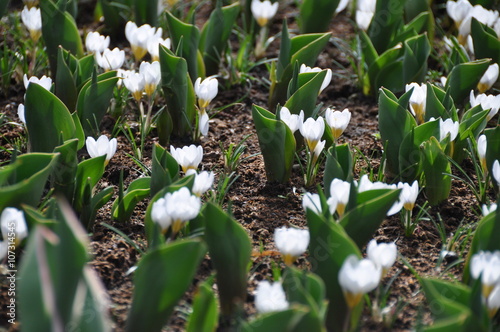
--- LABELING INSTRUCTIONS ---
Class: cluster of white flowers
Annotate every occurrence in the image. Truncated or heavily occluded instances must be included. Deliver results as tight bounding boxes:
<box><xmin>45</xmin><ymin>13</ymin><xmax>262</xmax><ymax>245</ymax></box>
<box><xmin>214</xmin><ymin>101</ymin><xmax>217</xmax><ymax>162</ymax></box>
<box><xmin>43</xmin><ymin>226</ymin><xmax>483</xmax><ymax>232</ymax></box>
<box><xmin>470</xmin><ymin>89</ymin><xmax>500</xmax><ymax>121</ymax></box>
<box><xmin>121</xmin><ymin>61</ymin><xmax>162</xmax><ymax>100</ymax></box>
<box><xmin>470</xmin><ymin>251</ymin><xmax>500</xmax><ymax>317</ymax></box>
<box><xmin>193</xmin><ymin>77</ymin><xmax>219</xmax><ymax>137</ymax></box>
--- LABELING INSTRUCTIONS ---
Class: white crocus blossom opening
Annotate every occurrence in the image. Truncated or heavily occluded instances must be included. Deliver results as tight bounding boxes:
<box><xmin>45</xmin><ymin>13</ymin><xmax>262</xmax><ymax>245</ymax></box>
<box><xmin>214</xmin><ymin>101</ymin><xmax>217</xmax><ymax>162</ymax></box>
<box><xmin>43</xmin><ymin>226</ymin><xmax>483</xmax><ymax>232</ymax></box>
<box><xmin>439</xmin><ymin>118</ymin><xmax>459</xmax><ymax>142</ymax></box>
<box><xmin>299</xmin><ymin>116</ymin><xmax>325</xmax><ymax>153</ymax></box>
<box><xmin>18</xmin><ymin>104</ymin><xmax>25</xmax><ymax>124</ymax></box>
<box><xmin>356</xmin><ymin>0</ymin><xmax>376</xmax><ymax>30</ymax></box>
<box><xmin>251</xmin><ymin>0</ymin><xmax>279</xmax><ymax>27</ymax></box>
<box><xmin>279</xmin><ymin>107</ymin><xmax>303</xmax><ymax>134</ymax></box>
<box><xmin>405</xmin><ymin>83</ymin><xmax>427</xmax><ymax>124</ymax></box>
<box><xmin>366</xmin><ymin>239</ymin><xmax>398</xmax><ymax>277</ymax></box>
<box><xmin>470</xmin><ymin>250</ymin><xmax>500</xmax><ymax>298</ymax></box>
<box><xmin>356</xmin><ymin>175</ymin><xmax>401</xmax><ymax>216</ymax></box>
<box><xmin>482</xmin><ymin>203</ymin><xmax>497</xmax><ymax>216</ymax></box>
<box><xmin>478</xmin><ymin>63</ymin><xmax>499</xmax><ymax>93</ymax></box>
<box><xmin>23</xmin><ymin>74</ymin><xmax>52</xmax><ymax>91</ymax></box>
<box><xmin>493</xmin><ymin>160</ymin><xmax>500</xmax><ymax>187</ymax></box>
<box><xmin>151</xmin><ymin>187</ymin><xmax>201</xmax><ymax>236</ymax></box>
<box><xmin>325</xmin><ymin>108</ymin><xmax>351</xmax><ymax>140</ymax></box>
<box><xmin>299</xmin><ymin>64</ymin><xmax>332</xmax><ymax>95</ymax></box>
<box><xmin>274</xmin><ymin>226</ymin><xmax>310</xmax><ymax>265</ymax></box>
<box><xmin>85</xmin><ymin>31</ymin><xmax>110</xmax><ymax>54</ymax></box>
<box><xmin>194</xmin><ymin>77</ymin><xmax>218</xmax><ymax>112</ymax></box>
<box><xmin>170</xmin><ymin>145</ymin><xmax>203</xmax><ymax>173</ymax></box>
<box><xmin>446</xmin><ymin>0</ymin><xmax>473</xmax><ymax>28</ymax></box>
<box><xmin>302</xmin><ymin>192</ymin><xmax>322</xmax><ymax>215</ymax></box>
<box><xmin>86</xmin><ymin>135</ymin><xmax>118</xmax><ymax>164</ymax></box>
<box><xmin>1</xmin><ymin>207</ymin><xmax>28</xmax><ymax>246</ymax></box>
<box><xmin>123</xmin><ymin>72</ymin><xmax>145</xmax><ymax>101</ymax></box>
<box><xmin>125</xmin><ymin>21</ymin><xmax>161</xmax><ymax>61</ymax></box>
<box><xmin>339</xmin><ymin>255</ymin><xmax>381</xmax><ymax>309</ymax></box>
<box><xmin>147</xmin><ymin>36</ymin><xmax>171</xmax><ymax>62</ymax></box>
<box><xmin>329</xmin><ymin>179</ymin><xmax>351</xmax><ymax>217</ymax></box>
<box><xmin>397</xmin><ymin>181</ymin><xmax>419</xmax><ymax>211</ymax></box>
<box><xmin>255</xmin><ymin>281</ymin><xmax>289</xmax><ymax>314</ymax></box>
<box><xmin>139</xmin><ymin>61</ymin><xmax>161</xmax><ymax>97</ymax></box>
<box><xmin>187</xmin><ymin>169</ymin><xmax>215</xmax><ymax>197</ymax></box>
<box><xmin>478</xmin><ymin>134</ymin><xmax>487</xmax><ymax>172</ymax></box>
<box><xmin>470</xmin><ymin>90</ymin><xmax>500</xmax><ymax>121</ymax></box>
<box><xmin>95</xmin><ymin>48</ymin><xmax>125</xmax><ymax>71</ymax></box>
<box><xmin>21</xmin><ymin>6</ymin><xmax>42</xmax><ymax>42</ymax></box>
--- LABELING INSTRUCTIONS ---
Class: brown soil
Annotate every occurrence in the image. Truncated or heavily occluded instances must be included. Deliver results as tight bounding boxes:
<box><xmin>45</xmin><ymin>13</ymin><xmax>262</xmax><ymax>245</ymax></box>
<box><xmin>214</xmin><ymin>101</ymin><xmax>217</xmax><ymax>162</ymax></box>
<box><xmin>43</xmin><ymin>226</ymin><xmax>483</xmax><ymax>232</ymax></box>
<box><xmin>0</xmin><ymin>2</ymin><xmax>484</xmax><ymax>332</ymax></box>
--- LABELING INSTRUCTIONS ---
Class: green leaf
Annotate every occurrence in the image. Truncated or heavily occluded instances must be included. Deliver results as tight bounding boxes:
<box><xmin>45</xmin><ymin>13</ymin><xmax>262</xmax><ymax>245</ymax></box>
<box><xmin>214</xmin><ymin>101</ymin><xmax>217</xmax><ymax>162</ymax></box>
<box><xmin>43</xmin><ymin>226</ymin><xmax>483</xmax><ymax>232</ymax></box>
<box><xmin>402</xmin><ymin>33</ymin><xmax>430</xmax><ymax>85</ymax></box>
<box><xmin>186</xmin><ymin>280</ymin><xmax>219</xmax><ymax>332</ymax></box>
<box><xmin>340</xmin><ymin>188</ymin><xmax>401</xmax><ymax>248</ymax></box>
<box><xmin>252</xmin><ymin>105</ymin><xmax>296</xmax><ymax>183</ymax></box>
<box><xmin>111</xmin><ymin>176</ymin><xmax>151</xmax><ymax>222</ymax></box>
<box><xmin>134</xmin><ymin>0</ymin><xmax>158</xmax><ymax>26</ymax></box>
<box><xmin>126</xmin><ymin>240</ymin><xmax>207</xmax><ymax>332</ymax></box>
<box><xmin>0</xmin><ymin>153</ymin><xmax>58</xmax><ymax>210</ymax></box>
<box><xmin>25</xmin><ymin>83</ymin><xmax>78</xmax><ymax>153</ymax></box>
<box><xmin>284</xmin><ymin>70</ymin><xmax>327</xmax><ymax>118</ymax></box>
<box><xmin>445</xmin><ymin>59</ymin><xmax>490</xmax><ymax>104</ymax></box>
<box><xmin>471</xmin><ymin>18</ymin><xmax>500</xmax><ymax>64</ymax></box>
<box><xmin>306</xmin><ymin>210</ymin><xmax>361</xmax><ymax>331</ymax></box>
<box><xmin>150</xmin><ymin>143</ymin><xmax>179</xmax><ymax>197</ymax></box>
<box><xmin>367</xmin><ymin>0</ymin><xmax>405</xmax><ymax>53</ymax></box>
<box><xmin>55</xmin><ymin>46</ymin><xmax>78</xmax><ymax>111</ymax></box>
<box><xmin>203</xmin><ymin>203</ymin><xmax>252</xmax><ymax>316</ymax></box>
<box><xmin>484</xmin><ymin>127</ymin><xmax>500</xmax><ymax>188</ymax></box>
<box><xmin>74</xmin><ymin>155</ymin><xmax>107</xmax><ymax>212</ymax></box>
<box><xmin>52</xmin><ymin>138</ymin><xmax>79</xmax><ymax>202</ymax></box>
<box><xmin>421</xmin><ymin>137</ymin><xmax>452</xmax><ymax>205</ymax></box>
<box><xmin>299</xmin><ymin>0</ymin><xmax>341</xmax><ymax>33</ymax></box>
<box><xmin>242</xmin><ymin>309</ymin><xmax>308</xmax><ymax>332</ymax></box>
<box><xmin>323</xmin><ymin>144</ymin><xmax>353</xmax><ymax>196</ymax></box>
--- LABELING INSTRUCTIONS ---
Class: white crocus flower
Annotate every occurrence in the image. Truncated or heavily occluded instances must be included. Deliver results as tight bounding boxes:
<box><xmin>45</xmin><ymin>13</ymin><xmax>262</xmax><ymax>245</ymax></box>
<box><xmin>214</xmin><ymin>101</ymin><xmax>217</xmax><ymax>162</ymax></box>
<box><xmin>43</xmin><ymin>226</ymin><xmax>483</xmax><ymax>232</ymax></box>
<box><xmin>302</xmin><ymin>192</ymin><xmax>322</xmax><ymax>215</ymax></box>
<box><xmin>470</xmin><ymin>251</ymin><xmax>500</xmax><ymax>298</ymax></box>
<box><xmin>85</xmin><ymin>31</ymin><xmax>110</xmax><ymax>54</ymax></box>
<box><xmin>21</xmin><ymin>6</ymin><xmax>42</xmax><ymax>42</ymax></box>
<box><xmin>125</xmin><ymin>21</ymin><xmax>161</xmax><ymax>62</ymax></box>
<box><xmin>86</xmin><ymin>135</ymin><xmax>117</xmax><ymax>164</ymax></box>
<box><xmin>251</xmin><ymin>0</ymin><xmax>279</xmax><ymax>27</ymax></box>
<box><xmin>446</xmin><ymin>0</ymin><xmax>473</xmax><ymax>28</ymax></box>
<box><xmin>478</xmin><ymin>63</ymin><xmax>499</xmax><ymax>93</ymax></box>
<box><xmin>488</xmin><ymin>284</ymin><xmax>500</xmax><ymax>318</ymax></box>
<box><xmin>147</xmin><ymin>36</ymin><xmax>171</xmax><ymax>62</ymax></box>
<box><xmin>356</xmin><ymin>0</ymin><xmax>376</xmax><ymax>30</ymax></box>
<box><xmin>299</xmin><ymin>116</ymin><xmax>325</xmax><ymax>153</ymax></box>
<box><xmin>356</xmin><ymin>175</ymin><xmax>401</xmax><ymax>216</ymax></box>
<box><xmin>194</xmin><ymin>77</ymin><xmax>218</xmax><ymax>112</ymax></box>
<box><xmin>23</xmin><ymin>74</ymin><xmax>52</xmax><ymax>91</ymax></box>
<box><xmin>116</xmin><ymin>69</ymin><xmax>134</xmax><ymax>88</ymax></box>
<box><xmin>482</xmin><ymin>203</ymin><xmax>497</xmax><ymax>216</ymax></box>
<box><xmin>405</xmin><ymin>83</ymin><xmax>427</xmax><ymax>124</ymax></box>
<box><xmin>478</xmin><ymin>134</ymin><xmax>487</xmax><ymax>173</ymax></box>
<box><xmin>255</xmin><ymin>280</ymin><xmax>289</xmax><ymax>314</ymax></box>
<box><xmin>325</xmin><ymin>108</ymin><xmax>351</xmax><ymax>140</ymax></box>
<box><xmin>329</xmin><ymin>179</ymin><xmax>350</xmax><ymax>217</ymax></box>
<box><xmin>336</xmin><ymin>0</ymin><xmax>350</xmax><ymax>14</ymax></box>
<box><xmin>199</xmin><ymin>112</ymin><xmax>209</xmax><ymax>136</ymax></box>
<box><xmin>299</xmin><ymin>64</ymin><xmax>332</xmax><ymax>95</ymax></box>
<box><xmin>397</xmin><ymin>181</ymin><xmax>419</xmax><ymax>211</ymax></box>
<box><xmin>17</xmin><ymin>104</ymin><xmax>25</xmax><ymax>124</ymax></box>
<box><xmin>170</xmin><ymin>145</ymin><xmax>203</xmax><ymax>173</ymax></box>
<box><xmin>279</xmin><ymin>107</ymin><xmax>303</xmax><ymax>134</ymax></box>
<box><xmin>1</xmin><ymin>208</ymin><xmax>28</xmax><ymax>246</ymax></box>
<box><xmin>439</xmin><ymin>118</ymin><xmax>459</xmax><ymax>142</ymax></box>
<box><xmin>312</xmin><ymin>140</ymin><xmax>326</xmax><ymax>162</ymax></box>
<box><xmin>274</xmin><ymin>226</ymin><xmax>310</xmax><ymax>265</ymax></box>
<box><xmin>139</xmin><ymin>61</ymin><xmax>161</xmax><ymax>97</ymax></box>
<box><xmin>95</xmin><ymin>48</ymin><xmax>125</xmax><ymax>71</ymax></box>
<box><xmin>187</xmin><ymin>169</ymin><xmax>215</xmax><ymax>197</ymax></box>
<box><xmin>164</xmin><ymin>187</ymin><xmax>201</xmax><ymax>235</ymax></box>
<box><xmin>366</xmin><ymin>239</ymin><xmax>398</xmax><ymax>277</ymax></box>
<box><xmin>493</xmin><ymin>160</ymin><xmax>500</xmax><ymax>186</ymax></box>
<box><xmin>339</xmin><ymin>255</ymin><xmax>381</xmax><ymax>309</ymax></box>
<box><xmin>151</xmin><ymin>197</ymin><xmax>171</xmax><ymax>233</ymax></box>
<box><xmin>470</xmin><ymin>90</ymin><xmax>500</xmax><ymax>121</ymax></box>
<box><xmin>123</xmin><ymin>72</ymin><xmax>145</xmax><ymax>101</ymax></box>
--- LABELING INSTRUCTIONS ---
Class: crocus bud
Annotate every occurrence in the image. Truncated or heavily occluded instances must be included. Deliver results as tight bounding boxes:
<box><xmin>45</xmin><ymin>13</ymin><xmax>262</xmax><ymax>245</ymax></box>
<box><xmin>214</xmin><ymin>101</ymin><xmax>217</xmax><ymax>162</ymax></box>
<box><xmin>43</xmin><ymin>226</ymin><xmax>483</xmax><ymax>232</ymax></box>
<box><xmin>188</xmin><ymin>170</ymin><xmax>215</xmax><ymax>197</ymax></box>
<box><xmin>397</xmin><ymin>181</ymin><xmax>419</xmax><ymax>211</ymax></box>
<box><xmin>478</xmin><ymin>63</ymin><xmax>499</xmax><ymax>93</ymax></box>
<box><xmin>302</xmin><ymin>192</ymin><xmax>322</xmax><ymax>215</ymax></box>
<box><xmin>255</xmin><ymin>280</ymin><xmax>289</xmax><ymax>313</ymax></box>
<box><xmin>18</xmin><ymin>104</ymin><xmax>26</xmax><ymax>124</ymax></box>
<box><xmin>1</xmin><ymin>207</ymin><xmax>28</xmax><ymax>246</ymax></box>
<box><xmin>194</xmin><ymin>77</ymin><xmax>218</xmax><ymax>112</ymax></box>
<box><xmin>198</xmin><ymin>112</ymin><xmax>209</xmax><ymax>137</ymax></box>
<box><xmin>339</xmin><ymin>255</ymin><xmax>381</xmax><ymax>309</ymax></box>
<box><xmin>170</xmin><ymin>145</ymin><xmax>203</xmax><ymax>173</ymax></box>
<box><xmin>251</xmin><ymin>0</ymin><xmax>279</xmax><ymax>27</ymax></box>
<box><xmin>85</xmin><ymin>31</ymin><xmax>110</xmax><ymax>54</ymax></box>
<box><xmin>274</xmin><ymin>226</ymin><xmax>310</xmax><ymax>265</ymax></box>
<box><xmin>279</xmin><ymin>107</ymin><xmax>303</xmax><ymax>134</ymax></box>
<box><xmin>139</xmin><ymin>61</ymin><xmax>161</xmax><ymax>97</ymax></box>
<box><xmin>21</xmin><ymin>6</ymin><xmax>42</xmax><ymax>42</ymax></box>
<box><xmin>405</xmin><ymin>83</ymin><xmax>427</xmax><ymax>124</ymax></box>
<box><xmin>470</xmin><ymin>250</ymin><xmax>500</xmax><ymax>298</ymax></box>
<box><xmin>329</xmin><ymin>179</ymin><xmax>350</xmax><ymax>217</ymax></box>
<box><xmin>482</xmin><ymin>203</ymin><xmax>497</xmax><ymax>216</ymax></box>
<box><xmin>85</xmin><ymin>135</ymin><xmax>117</xmax><ymax>164</ymax></box>
<box><xmin>478</xmin><ymin>134</ymin><xmax>487</xmax><ymax>173</ymax></box>
<box><xmin>325</xmin><ymin>108</ymin><xmax>351</xmax><ymax>140</ymax></box>
<box><xmin>493</xmin><ymin>160</ymin><xmax>500</xmax><ymax>187</ymax></box>
<box><xmin>95</xmin><ymin>48</ymin><xmax>125</xmax><ymax>71</ymax></box>
<box><xmin>366</xmin><ymin>239</ymin><xmax>398</xmax><ymax>277</ymax></box>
